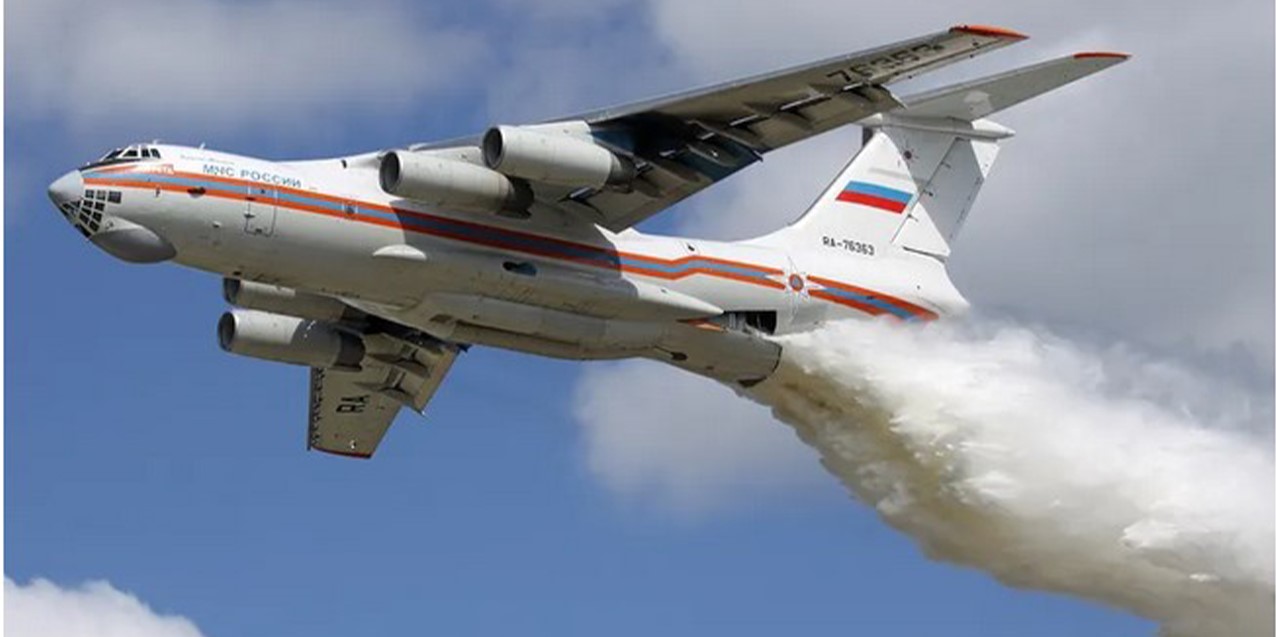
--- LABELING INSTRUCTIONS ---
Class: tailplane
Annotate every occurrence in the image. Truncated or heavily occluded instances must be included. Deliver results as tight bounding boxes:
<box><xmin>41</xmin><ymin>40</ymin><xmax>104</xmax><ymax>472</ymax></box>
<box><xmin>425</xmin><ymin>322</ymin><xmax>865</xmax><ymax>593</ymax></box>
<box><xmin>758</xmin><ymin>53</ymin><xmax>1129</xmax><ymax>261</ymax></box>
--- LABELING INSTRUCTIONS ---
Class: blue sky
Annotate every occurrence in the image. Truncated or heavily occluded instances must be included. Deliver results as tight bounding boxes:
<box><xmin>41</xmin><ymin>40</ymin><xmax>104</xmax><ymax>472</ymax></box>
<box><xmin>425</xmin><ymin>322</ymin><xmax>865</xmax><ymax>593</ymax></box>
<box><xmin>6</xmin><ymin>0</ymin><xmax>1272</xmax><ymax>635</ymax></box>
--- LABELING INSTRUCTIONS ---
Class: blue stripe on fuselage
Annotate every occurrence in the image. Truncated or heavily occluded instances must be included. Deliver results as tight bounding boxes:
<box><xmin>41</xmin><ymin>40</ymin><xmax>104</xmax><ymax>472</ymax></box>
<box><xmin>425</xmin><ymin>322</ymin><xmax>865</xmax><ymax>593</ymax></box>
<box><xmin>85</xmin><ymin>171</ymin><xmax>780</xmax><ymax>283</ymax></box>
<box><xmin>817</xmin><ymin>285</ymin><xmax>917</xmax><ymax>320</ymax></box>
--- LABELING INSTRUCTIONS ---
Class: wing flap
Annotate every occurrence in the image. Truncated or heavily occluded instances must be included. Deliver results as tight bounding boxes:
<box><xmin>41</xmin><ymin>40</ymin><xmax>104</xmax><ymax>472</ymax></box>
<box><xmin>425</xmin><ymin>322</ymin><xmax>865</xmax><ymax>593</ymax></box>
<box><xmin>895</xmin><ymin>51</ymin><xmax>1130</xmax><ymax>121</ymax></box>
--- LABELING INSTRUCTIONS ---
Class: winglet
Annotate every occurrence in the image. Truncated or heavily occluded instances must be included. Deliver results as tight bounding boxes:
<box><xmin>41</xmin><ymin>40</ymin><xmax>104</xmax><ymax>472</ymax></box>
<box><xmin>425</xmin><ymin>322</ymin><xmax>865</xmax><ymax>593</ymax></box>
<box><xmin>950</xmin><ymin>24</ymin><xmax>1029</xmax><ymax>40</ymax></box>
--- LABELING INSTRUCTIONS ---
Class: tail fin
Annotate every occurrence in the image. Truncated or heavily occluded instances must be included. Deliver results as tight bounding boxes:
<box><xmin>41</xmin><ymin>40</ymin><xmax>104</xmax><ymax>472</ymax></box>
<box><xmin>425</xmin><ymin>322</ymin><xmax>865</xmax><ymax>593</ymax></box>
<box><xmin>760</xmin><ymin>53</ymin><xmax>1129</xmax><ymax>260</ymax></box>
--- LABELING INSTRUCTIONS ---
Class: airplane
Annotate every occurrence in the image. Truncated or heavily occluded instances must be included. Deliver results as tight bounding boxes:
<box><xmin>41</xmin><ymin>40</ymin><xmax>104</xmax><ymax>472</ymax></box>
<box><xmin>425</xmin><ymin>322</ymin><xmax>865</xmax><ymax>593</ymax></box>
<box><xmin>47</xmin><ymin>25</ymin><xmax>1127</xmax><ymax>458</ymax></box>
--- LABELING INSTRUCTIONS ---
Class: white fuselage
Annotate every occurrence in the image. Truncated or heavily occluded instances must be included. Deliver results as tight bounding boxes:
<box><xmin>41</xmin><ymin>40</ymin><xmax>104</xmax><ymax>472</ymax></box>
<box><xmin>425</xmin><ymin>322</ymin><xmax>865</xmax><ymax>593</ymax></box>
<box><xmin>57</xmin><ymin>144</ymin><xmax>967</xmax><ymax>383</ymax></box>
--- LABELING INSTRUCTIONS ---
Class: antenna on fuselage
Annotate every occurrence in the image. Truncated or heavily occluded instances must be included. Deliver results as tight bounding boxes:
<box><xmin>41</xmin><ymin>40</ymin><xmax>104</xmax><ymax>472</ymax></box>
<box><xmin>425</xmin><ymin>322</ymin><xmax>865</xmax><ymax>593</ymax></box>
<box><xmin>198</xmin><ymin>142</ymin><xmax>206</xmax><ymax>149</ymax></box>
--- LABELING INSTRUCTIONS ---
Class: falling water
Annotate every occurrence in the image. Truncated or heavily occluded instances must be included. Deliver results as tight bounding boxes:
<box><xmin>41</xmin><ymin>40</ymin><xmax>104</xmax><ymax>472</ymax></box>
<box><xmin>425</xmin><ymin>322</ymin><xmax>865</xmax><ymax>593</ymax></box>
<box><xmin>747</xmin><ymin>319</ymin><xmax>1274</xmax><ymax>636</ymax></box>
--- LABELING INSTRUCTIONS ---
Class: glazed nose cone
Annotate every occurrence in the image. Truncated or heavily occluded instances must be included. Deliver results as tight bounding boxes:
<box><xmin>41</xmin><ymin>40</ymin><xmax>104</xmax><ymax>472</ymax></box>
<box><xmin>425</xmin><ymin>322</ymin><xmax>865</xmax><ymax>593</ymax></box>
<box><xmin>48</xmin><ymin>170</ymin><xmax>83</xmax><ymax>207</ymax></box>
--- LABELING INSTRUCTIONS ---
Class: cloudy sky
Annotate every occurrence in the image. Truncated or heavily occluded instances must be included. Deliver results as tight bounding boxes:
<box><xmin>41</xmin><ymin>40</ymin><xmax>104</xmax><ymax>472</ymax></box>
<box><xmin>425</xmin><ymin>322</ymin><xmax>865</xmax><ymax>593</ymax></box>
<box><xmin>5</xmin><ymin>0</ymin><xmax>1272</xmax><ymax>635</ymax></box>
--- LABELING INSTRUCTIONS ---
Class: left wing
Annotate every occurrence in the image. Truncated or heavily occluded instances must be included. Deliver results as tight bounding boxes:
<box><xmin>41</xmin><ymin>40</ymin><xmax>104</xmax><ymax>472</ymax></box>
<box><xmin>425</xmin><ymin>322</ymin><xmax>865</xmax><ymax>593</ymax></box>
<box><xmin>308</xmin><ymin>335</ymin><xmax>460</xmax><ymax>458</ymax></box>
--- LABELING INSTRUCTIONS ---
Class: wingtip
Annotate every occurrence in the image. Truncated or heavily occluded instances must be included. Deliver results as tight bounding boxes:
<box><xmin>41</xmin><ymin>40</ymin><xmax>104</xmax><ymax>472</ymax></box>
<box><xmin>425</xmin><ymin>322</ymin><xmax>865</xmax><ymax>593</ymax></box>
<box><xmin>1073</xmin><ymin>51</ymin><xmax>1132</xmax><ymax>60</ymax></box>
<box><xmin>951</xmin><ymin>24</ymin><xmax>1029</xmax><ymax>40</ymax></box>
<box><xmin>313</xmin><ymin>447</ymin><xmax>374</xmax><ymax>459</ymax></box>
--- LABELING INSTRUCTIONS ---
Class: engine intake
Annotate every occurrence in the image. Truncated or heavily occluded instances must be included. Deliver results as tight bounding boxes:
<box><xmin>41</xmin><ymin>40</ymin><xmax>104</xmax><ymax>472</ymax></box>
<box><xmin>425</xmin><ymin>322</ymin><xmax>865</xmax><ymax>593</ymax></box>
<box><xmin>379</xmin><ymin>150</ymin><xmax>531</xmax><ymax>214</ymax></box>
<box><xmin>482</xmin><ymin>124</ymin><xmax>634</xmax><ymax>188</ymax></box>
<box><xmin>217</xmin><ymin>309</ymin><xmax>365</xmax><ymax>370</ymax></box>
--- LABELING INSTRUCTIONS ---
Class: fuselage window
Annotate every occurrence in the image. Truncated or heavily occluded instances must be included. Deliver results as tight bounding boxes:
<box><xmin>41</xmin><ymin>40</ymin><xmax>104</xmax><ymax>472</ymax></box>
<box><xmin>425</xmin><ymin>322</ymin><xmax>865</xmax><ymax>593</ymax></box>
<box><xmin>108</xmin><ymin>191</ymin><xmax>122</xmax><ymax>204</ymax></box>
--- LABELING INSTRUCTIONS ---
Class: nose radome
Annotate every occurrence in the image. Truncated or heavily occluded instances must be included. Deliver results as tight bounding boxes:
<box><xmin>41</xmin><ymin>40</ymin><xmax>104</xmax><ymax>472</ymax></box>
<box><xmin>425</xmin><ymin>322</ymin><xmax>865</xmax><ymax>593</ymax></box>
<box><xmin>48</xmin><ymin>170</ymin><xmax>83</xmax><ymax>206</ymax></box>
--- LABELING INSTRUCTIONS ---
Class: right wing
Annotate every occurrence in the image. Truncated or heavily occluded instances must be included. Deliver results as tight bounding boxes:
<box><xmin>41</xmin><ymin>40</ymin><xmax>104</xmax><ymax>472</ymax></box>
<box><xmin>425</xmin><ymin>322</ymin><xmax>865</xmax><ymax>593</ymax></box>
<box><xmin>574</xmin><ymin>24</ymin><xmax>1029</xmax><ymax>145</ymax></box>
<box><xmin>308</xmin><ymin>331</ymin><xmax>460</xmax><ymax>458</ymax></box>
<box><xmin>404</xmin><ymin>25</ymin><xmax>1029</xmax><ymax>232</ymax></box>
<box><xmin>558</xmin><ymin>25</ymin><xmax>1030</xmax><ymax>230</ymax></box>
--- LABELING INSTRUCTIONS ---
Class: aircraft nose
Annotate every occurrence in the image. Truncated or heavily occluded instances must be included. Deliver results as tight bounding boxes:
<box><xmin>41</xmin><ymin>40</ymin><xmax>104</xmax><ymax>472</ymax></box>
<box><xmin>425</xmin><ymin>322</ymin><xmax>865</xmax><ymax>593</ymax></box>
<box><xmin>48</xmin><ymin>170</ymin><xmax>83</xmax><ymax>207</ymax></box>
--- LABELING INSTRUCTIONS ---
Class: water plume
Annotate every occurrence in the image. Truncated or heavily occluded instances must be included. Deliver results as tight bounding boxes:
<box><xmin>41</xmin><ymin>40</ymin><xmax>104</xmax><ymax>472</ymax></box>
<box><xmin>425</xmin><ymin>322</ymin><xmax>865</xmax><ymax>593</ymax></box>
<box><xmin>748</xmin><ymin>318</ymin><xmax>1273</xmax><ymax>636</ymax></box>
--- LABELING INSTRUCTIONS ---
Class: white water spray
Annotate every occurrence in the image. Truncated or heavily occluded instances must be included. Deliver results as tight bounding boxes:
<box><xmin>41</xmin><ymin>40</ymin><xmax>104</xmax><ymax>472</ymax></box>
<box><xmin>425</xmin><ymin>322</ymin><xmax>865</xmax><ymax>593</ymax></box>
<box><xmin>747</xmin><ymin>319</ymin><xmax>1273</xmax><ymax>636</ymax></box>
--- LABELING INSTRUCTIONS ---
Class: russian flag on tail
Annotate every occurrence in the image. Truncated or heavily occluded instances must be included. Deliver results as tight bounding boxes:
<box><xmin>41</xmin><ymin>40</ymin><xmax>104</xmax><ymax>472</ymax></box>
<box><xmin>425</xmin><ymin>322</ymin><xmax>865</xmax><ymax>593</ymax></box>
<box><xmin>836</xmin><ymin>181</ymin><xmax>913</xmax><ymax>213</ymax></box>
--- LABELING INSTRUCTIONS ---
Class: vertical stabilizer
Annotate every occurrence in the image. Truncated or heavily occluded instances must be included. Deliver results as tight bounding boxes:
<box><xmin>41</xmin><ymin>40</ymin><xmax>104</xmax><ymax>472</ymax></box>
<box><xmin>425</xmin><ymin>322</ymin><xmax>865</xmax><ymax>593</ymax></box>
<box><xmin>757</xmin><ymin>52</ymin><xmax>1128</xmax><ymax>261</ymax></box>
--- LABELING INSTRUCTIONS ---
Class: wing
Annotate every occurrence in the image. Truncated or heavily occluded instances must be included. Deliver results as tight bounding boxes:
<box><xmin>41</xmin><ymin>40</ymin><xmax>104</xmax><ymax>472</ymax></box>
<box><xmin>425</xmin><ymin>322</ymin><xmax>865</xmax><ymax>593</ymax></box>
<box><xmin>308</xmin><ymin>334</ymin><xmax>460</xmax><ymax>458</ymax></box>
<box><xmin>553</xmin><ymin>25</ymin><xmax>1028</xmax><ymax>230</ymax></box>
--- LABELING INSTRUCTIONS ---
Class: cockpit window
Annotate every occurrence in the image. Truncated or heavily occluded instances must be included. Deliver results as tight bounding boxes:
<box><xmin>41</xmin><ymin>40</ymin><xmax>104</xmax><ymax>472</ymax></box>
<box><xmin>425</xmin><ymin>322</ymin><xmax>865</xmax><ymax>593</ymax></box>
<box><xmin>83</xmin><ymin>144</ymin><xmax>162</xmax><ymax>169</ymax></box>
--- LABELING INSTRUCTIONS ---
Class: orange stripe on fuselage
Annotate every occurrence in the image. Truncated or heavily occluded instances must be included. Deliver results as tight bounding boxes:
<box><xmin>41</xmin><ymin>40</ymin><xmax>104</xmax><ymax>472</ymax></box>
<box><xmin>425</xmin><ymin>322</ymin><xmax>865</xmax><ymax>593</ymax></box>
<box><xmin>86</xmin><ymin>168</ymin><xmax>918</xmax><ymax>310</ymax></box>
<box><xmin>807</xmin><ymin>275</ymin><xmax>938</xmax><ymax>321</ymax></box>
<box><xmin>808</xmin><ymin>289</ymin><xmax>890</xmax><ymax>317</ymax></box>
<box><xmin>94</xmin><ymin>168</ymin><xmax>787</xmax><ymax>276</ymax></box>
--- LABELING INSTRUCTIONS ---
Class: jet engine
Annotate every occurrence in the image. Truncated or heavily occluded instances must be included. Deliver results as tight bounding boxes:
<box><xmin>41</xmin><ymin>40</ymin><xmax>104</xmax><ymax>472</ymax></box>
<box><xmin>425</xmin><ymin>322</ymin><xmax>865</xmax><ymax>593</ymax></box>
<box><xmin>217</xmin><ymin>309</ymin><xmax>365</xmax><ymax>370</ymax></box>
<box><xmin>482</xmin><ymin>123</ymin><xmax>634</xmax><ymax>188</ymax></box>
<box><xmin>223</xmin><ymin>279</ymin><xmax>362</xmax><ymax>323</ymax></box>
<box><xmin>379</xmin><ymin>150</ymin><xmax>532</xmax><ymax>214</ymax></box>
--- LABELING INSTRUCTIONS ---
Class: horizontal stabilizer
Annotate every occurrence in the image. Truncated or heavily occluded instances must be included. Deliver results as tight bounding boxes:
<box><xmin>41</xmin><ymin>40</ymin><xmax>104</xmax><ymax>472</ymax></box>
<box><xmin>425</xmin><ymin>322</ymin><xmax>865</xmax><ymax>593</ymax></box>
<box><xmin>895</xmin><ymin>52</ymin><xmax>1130</xmax><ymax>122</ymax></box>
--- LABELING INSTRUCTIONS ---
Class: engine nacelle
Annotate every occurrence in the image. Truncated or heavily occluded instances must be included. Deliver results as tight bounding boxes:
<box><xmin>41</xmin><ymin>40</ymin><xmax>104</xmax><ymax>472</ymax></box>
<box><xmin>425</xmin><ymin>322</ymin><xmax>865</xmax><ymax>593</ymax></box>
<box><xmin>482</xmin><ymin>123</ymin><xmax>634</xmax><ymax>189</ymax></box>
<box><xmin>217</xmin><ymin>309</ymin><xmax>365</xmax><ymax>370</ymax></box>
<box><xmin>223</xmin><ymin>279</ymin><xmax>361</xmax><ymax>322</ymax></box>
<box><xmin>379</xmin><ymin>150</ymin><xmax>532</xmax><ymax>214</ymax></box>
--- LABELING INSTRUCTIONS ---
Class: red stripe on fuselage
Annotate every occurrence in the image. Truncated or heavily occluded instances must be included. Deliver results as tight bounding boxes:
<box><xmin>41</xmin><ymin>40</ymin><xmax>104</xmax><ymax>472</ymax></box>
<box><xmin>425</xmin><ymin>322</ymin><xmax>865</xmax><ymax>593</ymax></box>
<box><xmin>89</xmin><ymin>170</ymin><xmax>787</xmax><ymax>276</ymax></box>
<box><xmin>807</xmin><ymin>275</ymin><xmax>939</xmax><ymax>321</ymax></box>
<box><xmin>86</xmin><ymin>169</ymin><xmax>920</xmax><ymax>310</ymax></box>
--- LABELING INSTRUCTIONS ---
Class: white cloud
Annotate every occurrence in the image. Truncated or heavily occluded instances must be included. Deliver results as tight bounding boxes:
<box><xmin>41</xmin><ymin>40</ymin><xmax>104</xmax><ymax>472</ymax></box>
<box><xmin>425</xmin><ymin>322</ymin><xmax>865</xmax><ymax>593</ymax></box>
<box><xmin>5</xmin><ymin>577</ymin><xmax>206</xmax><ymax>637</ymax></box>
<box><xmin>7</xmin><ymin>0</ymin><xmax>485</xmax><ymax>129</ymax></box>
<box><xmin>485</xmin><ymin>0</ymin><xmax>637</xmax><ymax>23</ymax></box>
<box><xmin>572</xmin><ymin>360</ymin><xmax>821</xmax><ymax>514</ymax></box>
